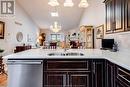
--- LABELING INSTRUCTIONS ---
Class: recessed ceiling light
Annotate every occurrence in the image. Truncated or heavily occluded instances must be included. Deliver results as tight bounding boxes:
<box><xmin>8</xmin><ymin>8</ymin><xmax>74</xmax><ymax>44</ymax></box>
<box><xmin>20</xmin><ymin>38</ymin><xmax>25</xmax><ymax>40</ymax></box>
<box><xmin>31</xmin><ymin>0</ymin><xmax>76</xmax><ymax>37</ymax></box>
<box><xmin>51</xmin><ymin>12</ymin><xmax>59</xmax><ymax>17</ymax></box>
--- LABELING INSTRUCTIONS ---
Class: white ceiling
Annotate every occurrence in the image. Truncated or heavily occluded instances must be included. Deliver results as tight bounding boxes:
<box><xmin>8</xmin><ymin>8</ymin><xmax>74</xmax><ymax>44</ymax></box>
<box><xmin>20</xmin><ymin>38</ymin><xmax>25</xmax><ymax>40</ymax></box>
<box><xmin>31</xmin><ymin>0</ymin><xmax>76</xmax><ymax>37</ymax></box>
<box><xmin>16</xmin><ymin>0</ymin><xmax>85</xmax><ymax>30</ymax></box>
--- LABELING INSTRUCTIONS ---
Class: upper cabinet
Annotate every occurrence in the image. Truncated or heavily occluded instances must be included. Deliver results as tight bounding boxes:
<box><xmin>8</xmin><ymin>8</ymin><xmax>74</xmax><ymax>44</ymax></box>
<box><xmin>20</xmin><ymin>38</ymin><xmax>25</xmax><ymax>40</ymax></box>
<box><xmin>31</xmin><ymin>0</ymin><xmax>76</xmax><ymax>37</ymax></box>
<box><xmin>125</xmin><ymin>0</ymin><xmax>130</xmax><ymax>31</ymax></box>
<box><xmin>105</xmin><ymin>0</ymin><xmax>114</xmax><ymax>33</ymax></box>
<box><xmin>104</xmin><ymin>0</ymin><xmax>130</xmax><ymax>34</ymax></box>
<box><xmin>114</xmin><ymin>0</ymin><xmax>125</xmax><ymax>32</ymax></box>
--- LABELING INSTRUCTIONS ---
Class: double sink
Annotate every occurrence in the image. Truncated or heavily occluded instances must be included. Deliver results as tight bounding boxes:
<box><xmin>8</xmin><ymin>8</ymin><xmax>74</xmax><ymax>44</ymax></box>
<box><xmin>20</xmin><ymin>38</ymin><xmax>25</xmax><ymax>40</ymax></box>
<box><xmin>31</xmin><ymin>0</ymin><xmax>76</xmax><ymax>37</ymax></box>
<box><xmin>48</xmin><ymin>52</ymin><xmax>84</xmax><ymax>56</ymax></box>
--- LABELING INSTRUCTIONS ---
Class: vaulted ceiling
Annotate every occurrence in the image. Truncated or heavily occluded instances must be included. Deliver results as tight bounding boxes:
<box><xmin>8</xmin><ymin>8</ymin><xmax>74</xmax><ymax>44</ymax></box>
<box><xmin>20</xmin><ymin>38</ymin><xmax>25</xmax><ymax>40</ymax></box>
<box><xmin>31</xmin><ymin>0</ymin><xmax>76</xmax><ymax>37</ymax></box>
<box><xmin>16</xmin><ymin>0</ymin><xmax>85</xmax><ymax>30</ymax></box>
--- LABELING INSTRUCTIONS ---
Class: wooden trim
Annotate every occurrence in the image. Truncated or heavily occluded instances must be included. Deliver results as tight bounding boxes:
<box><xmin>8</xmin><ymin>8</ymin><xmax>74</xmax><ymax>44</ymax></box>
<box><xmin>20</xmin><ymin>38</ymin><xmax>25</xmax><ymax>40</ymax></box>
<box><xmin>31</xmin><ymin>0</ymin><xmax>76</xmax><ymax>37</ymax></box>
<box><xmin>0</xmin><ymin>21</ymin><xmax>5</xmax><ymax>39</ymax></box>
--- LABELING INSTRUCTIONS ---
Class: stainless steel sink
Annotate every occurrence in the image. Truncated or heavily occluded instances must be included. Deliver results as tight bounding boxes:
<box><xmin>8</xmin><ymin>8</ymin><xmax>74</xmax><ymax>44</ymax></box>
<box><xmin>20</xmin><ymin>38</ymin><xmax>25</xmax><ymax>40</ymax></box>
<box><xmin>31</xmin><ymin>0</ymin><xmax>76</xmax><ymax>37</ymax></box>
<box><xmin>48</xmin><ymin>52</ymin><xmax>84</xmax><ymax>56</ymax></box>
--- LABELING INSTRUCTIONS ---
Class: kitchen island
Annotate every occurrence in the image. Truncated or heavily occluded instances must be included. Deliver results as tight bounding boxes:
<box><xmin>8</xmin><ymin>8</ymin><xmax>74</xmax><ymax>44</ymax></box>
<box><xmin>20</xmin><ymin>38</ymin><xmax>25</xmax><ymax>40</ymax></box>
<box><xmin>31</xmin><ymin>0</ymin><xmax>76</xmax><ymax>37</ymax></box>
<box><xmin>3</xmin><ymin>49</ymin><xmax>130</xmax><ymax>87</ymax></box>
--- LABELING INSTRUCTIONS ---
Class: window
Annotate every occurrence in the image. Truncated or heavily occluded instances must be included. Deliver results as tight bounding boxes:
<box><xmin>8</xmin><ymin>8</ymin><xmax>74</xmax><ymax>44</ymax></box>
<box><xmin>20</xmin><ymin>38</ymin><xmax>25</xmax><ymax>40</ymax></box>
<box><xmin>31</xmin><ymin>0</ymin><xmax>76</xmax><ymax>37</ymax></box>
<box><xmin>51</xmin><ymin>34</ymin><xmax>61</xmax><ymax>41</ymax></box>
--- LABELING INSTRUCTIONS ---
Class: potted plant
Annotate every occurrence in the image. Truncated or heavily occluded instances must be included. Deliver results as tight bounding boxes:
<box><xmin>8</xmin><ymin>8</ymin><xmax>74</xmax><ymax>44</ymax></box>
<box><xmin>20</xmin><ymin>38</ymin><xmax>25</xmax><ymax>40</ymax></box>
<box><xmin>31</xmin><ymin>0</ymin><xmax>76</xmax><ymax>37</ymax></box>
<box><xmin>0</xmin><ymin>48</ymin><xmax>4</xmax><ymax>57</ymax></box>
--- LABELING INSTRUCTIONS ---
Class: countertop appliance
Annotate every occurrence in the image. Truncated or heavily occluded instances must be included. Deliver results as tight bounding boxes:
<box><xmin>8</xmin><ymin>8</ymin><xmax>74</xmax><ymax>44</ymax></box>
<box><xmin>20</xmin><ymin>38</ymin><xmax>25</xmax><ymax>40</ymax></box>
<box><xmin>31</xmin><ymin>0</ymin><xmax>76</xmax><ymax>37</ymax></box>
<box><xmin>101</xmin><ymin>39</ymin><xmax>114</xmax><ymax>50</ymax></box>
<box><xmin>7</xmin><ymin>59</ymin><xmax>43</xmax><ymax>87</ymax></box>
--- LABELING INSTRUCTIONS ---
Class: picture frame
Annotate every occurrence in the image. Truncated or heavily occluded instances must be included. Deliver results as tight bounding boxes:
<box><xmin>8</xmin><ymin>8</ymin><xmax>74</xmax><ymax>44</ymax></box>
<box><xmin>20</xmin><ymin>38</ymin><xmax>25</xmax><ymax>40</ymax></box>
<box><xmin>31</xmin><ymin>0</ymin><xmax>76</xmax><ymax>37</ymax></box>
<box><xmin>96</xmin><ymin>25</ymin><xmax>104</xmax><ymax>39</ymax></box>
<box><xmin>0</xmin><ymin>21</ymin><xmax>5</xmax><ymax>39</ymax></box>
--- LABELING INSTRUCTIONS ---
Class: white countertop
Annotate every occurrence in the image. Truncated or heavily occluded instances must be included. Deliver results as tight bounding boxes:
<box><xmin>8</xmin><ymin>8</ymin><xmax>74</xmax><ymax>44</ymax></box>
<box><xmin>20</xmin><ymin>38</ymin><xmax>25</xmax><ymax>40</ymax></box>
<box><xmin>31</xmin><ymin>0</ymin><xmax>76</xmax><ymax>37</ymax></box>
<box><xmin>3</xmin><ymin>48</ymin><xmax>130</xmax><ymax>71</ymax></box>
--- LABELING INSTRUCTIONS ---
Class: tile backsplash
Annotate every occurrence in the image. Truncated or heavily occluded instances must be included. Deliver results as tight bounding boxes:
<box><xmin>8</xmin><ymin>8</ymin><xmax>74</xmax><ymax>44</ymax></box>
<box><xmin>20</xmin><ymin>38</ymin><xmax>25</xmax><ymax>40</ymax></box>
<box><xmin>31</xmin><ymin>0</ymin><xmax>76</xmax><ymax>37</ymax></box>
<box><xmin>105</xmin><ymin>31</ymin><xmax>130</xmax><ymax>51</ymax></box>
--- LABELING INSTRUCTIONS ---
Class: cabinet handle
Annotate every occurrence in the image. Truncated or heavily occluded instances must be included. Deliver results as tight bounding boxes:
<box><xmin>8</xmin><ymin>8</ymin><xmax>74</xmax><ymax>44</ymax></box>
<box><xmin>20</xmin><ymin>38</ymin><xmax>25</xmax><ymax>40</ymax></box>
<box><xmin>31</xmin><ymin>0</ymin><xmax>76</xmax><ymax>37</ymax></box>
<box><xmin>93</xmin><ymin>62</ymin><xmax>96</xmax><ymax>74</ymax></box>
<box><xmin>63</xmin><ymin>74</ymin><xmax>66</xmax><ymax>87</ymax></box>
<box><xmin>67</xmin><ymin>74</ymin><xmax>70</xmax><ymax>87</ymax></box>
<box><xmin>7</xmin><ymin>60</ymin><xmax>43</xmax><ymax>65</ymax></box>
<box><xmin>118</xmin><ymin>74</ymin><xmax>130</xmax><ymax>84</ymax></box>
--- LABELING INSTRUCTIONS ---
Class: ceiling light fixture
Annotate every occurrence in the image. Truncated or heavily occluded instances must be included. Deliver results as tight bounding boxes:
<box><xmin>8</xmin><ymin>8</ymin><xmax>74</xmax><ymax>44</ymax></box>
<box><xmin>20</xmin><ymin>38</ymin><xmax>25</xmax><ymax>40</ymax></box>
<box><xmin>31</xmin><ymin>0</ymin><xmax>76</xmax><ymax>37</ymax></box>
<box><xmin>48</xmin><ymin>0</ymin><xmax>59</xmax><ymax>6</ymax></box>
<box><xmin>50</xmin><ymin>22</ymin><xmax>61</xmax><ymax>33</ymax></box>
<box><xmin>51</xmin><ymin>12</ymin><xmax>59</xmax><ymax>17</ymax></box>
<box><xmin>79</xmin><ymin>0</ymin><xmax>89</xmax><ymax>8</ymax></box>
<box><xmin>48</xmin><ymin>0</ymin><xmax>89</xmax><ymax>8</ymax></box>
<box><xmin>64</xmin><ymin>0</ymin><xmax>74</xmax><ymax>7</ymax></box>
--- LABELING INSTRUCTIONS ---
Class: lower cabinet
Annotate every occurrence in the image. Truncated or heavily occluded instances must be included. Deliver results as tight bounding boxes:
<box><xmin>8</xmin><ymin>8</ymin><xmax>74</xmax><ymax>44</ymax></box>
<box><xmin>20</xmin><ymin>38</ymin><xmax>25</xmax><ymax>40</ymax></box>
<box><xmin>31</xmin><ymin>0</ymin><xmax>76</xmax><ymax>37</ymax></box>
<box><xmin>115</xmin><ymin>66</ymin><xmax>130</xmax><ymax>87</ymax></box>
<box><xmin>44</xmin><ymin>72</ymin><xmax>91</xmax><ymax>87</ymax></box>
<box><xmin>43</xmin><ymin>59</ymin><xmax>92</xmax><ymax>87</ymax></box>
<box><xmin>43</xmin><ymin>59</ymin><xmax>130</xmax><ymax>87</ymax></box>
<box><xmin>92</xmin><ymin>59</ymin><xmax>106</xmax><ymax>87</ymax></box>
<box><xmin>115</xmin><ymin>79</ymin><xmax>128</xmax><ymax>87</ymax></box>
<box><xmin>69</xmin><ymin>72</ymin><xmax>92</xmax><ymax>87</ymax></box>
<box><xmin>44</xmin><ymin>72</ymin><xmax>65</xmax><ymax>87</ymax></box>
<box><xmin>106</xmin><ymin>60</ymin><xmax>115</xmax><ymax>87</ymax></box>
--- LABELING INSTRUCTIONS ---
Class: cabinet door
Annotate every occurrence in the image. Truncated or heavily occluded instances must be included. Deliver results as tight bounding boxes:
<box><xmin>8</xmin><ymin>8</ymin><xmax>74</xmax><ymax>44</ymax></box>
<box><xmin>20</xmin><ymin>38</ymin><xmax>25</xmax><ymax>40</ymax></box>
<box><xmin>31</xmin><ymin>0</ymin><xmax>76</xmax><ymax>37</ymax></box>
<box><xmin>44</xmin><ymin>72</ymin><xmax>66</xmax><ymax>87</ymax></box>
<box><xmin>114</xmin><ymin>0</ymin><xmax>125</xmax><ymax>32</ymax></box>
<box><xmin>105</xmin><ymin>0</ymin><xmax>114</xmax><ymax>34</ymax></box>
<box><xmin>106</xmin><ymin>61</ymin><xmax>115</xmax><ymax>87</ymax></box>
<box><xmin>116</xmin><ymin>66</ymin><xmax>130</xmax><ymax>87</ymax></box>
<box><xmin>69</xmin><ymin>73</ymin><xmax>92</xmax><ymax>87</ymax></box>
<box><xmin>125</xmin><ymin>0</ymin><xmax>130</xmax><ymax>31</ymax></box>
<box><xmin>93</xmin><ymin>60</ymin><xmax>105</xmax><ymax>87</ymax></box>
<box><xmin>115</xmin><ymin>80</ymin><xmax>128</xmax><ymax>87</ymax></box>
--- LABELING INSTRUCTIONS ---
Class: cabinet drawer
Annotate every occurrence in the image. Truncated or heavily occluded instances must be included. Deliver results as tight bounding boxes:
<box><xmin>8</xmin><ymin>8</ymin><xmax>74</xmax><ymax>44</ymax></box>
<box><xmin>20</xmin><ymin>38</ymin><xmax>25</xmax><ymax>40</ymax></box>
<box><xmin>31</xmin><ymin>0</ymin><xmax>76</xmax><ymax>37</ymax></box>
<box><xmin>45</xmin><ymin>60</ymin><xmax>91</xmax><ymax>71</ymax></box>
<box><xmin>116</xmin><ymin>67</ymin><xmax>130</xmax><ymax>86</ymax></box>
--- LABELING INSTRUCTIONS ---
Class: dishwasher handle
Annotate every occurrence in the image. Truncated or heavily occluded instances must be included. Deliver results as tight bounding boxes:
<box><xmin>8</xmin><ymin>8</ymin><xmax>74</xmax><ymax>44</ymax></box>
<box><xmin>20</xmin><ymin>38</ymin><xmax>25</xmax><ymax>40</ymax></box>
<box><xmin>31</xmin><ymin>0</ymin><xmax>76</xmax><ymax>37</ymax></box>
<box><xmin>7</xmin><ymin>61</ymin><xmax>43</xmax><ymax>65</ymax></box>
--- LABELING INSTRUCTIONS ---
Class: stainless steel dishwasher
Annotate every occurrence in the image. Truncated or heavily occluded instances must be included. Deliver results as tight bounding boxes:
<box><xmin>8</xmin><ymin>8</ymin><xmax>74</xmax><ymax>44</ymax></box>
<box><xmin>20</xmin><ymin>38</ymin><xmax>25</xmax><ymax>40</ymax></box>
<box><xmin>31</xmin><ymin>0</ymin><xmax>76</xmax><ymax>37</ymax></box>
<box><xmin>7</xmin><ymin>59</ymin><xmax>43</xmax><ymax>87</ymax></box>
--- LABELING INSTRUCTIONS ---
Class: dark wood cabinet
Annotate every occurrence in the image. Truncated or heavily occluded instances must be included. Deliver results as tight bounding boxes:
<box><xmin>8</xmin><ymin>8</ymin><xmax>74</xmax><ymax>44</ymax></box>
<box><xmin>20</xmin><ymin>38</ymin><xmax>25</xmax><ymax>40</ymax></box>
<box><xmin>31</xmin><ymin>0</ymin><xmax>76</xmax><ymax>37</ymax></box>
<box><xmin>105</xmin><ymin>0</ymin><xmax>115</xmax><ymax>33</ymax></box>
<box><xmin>69</xmin><ymin>73</ymin><xmax>91</xmax><ymax>87</ymax></box>
<box><xmin>106</xmin><ymin>61</ymin><xmax>115</xmax><ymax>87</ymax></box>
<box><xmin>43</xmin><ymin>59</ymin><xmax>130</xmax><ymax>87</ymax></box>
<box><xmin>125</xmin><ymin>0</ymin><xmax>130</xmax><ymax>31</ymax></box>
<box><xmin>114</xmin><ymin>0</ymin><xmax>125</xmax><ymax>32</ymax></box>
<box><xmin>115</xmin><ymin>66</ymin><xmax>130</xmax><ymax>87</ymax></box>
<box><xmin>115</xmin><ymin>79</ymin><xmax>128</xmax><ymax>87</ymax></box>
<box><xmin>92</xmin><ymin>59</ymin><xmax>106</xmax><ymax>87</ymax></box>
<box><xmin>44</xmin><ymin>72</ymin><xmax>66</xmax><ymax>87</ymax></box>
<box><xmin>43</xmin><ymin>59</ymin><xmax>92</xmax><ymax>87</ymax></box>
<box><xmin>104</xmin><ymin>0</ymin><xmax>126</xmax><ymax>34</ymax></box>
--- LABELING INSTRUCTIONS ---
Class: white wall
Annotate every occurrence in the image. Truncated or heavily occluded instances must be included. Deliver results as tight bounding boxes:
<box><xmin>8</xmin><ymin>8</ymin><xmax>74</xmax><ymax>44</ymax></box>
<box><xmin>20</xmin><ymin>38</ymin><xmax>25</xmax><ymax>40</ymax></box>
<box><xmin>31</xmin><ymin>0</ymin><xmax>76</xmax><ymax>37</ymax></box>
<box><xmin>0</xmin><ymin>2</ymin><xmax>39</xmax><ymax>55</ymax></box>
<box><xmin>79</xmin><ymin>0</ymin><xmax>105</xmax><ymax>49</ymax></box>
<box><xmin>80</xmin><ymin>0</ymin><xmax>105</xmax><ymax>27</ymax></box>
<box><xmin>79</xmin><ymin>0</ymin><xmax>130</xmax><ymax>51</ymax></box>
<box><xmin>40</xmin><ymin>29</ymin><xmax>65</xmax><ymax>42</ymax></box>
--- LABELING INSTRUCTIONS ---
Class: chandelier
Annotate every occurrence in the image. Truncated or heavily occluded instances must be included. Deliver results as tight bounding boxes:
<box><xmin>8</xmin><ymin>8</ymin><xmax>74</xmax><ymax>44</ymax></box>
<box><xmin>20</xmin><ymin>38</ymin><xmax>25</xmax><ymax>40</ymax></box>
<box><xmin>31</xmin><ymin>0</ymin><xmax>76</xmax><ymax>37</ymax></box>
<box><xmin>48</xmin><ymin>0</ymin><xmax>89</xmax><ymax>8</ymax></box>
<box><xmin>48</xmin><ymin>0</ymin><xmax>59</xmax><ymax>6</ymax></box>
<box><xmin>50</xmin><ymin>22</ymin><xmax>61</xmax><ymax>33</ymax></box>
<box><xmin>79</xmin><ymin>0</ymin><xmax>89</xmax><ymax>8</ymax></box>
<box><xmin>64</xmin><ymin>0</ymin><xmax>74</xmax><ymax>7</ymax></box>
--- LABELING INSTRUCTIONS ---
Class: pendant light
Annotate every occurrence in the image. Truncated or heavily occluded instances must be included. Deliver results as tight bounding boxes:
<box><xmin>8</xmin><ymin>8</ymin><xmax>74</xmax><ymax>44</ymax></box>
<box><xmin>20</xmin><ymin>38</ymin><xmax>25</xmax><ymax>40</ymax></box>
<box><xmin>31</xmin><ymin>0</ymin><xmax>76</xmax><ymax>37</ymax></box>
<box><xmin>64</xmin><ymin>0</ymin><xmax>74</xmax><ymax>7</ymax></box>
<box><xmin>79</xmin><ymin>0</ymin><xmax>89</xmax><ymax>8</ymax></box>
<box><xmin>48</xmin><ymin>0</ymin><xmax>59</xmax><ymax>6</ymax></box>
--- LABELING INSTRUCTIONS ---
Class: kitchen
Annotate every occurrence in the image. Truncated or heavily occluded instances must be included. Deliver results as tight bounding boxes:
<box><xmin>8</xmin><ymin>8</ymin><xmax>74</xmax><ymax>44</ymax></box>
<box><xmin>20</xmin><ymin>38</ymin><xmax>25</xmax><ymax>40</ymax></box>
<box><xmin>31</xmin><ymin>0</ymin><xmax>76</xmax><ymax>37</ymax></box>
<box><xmin>0</xmin><ymin>0</ymin><xmax>130</xmax><ymax>87</ymax></box>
